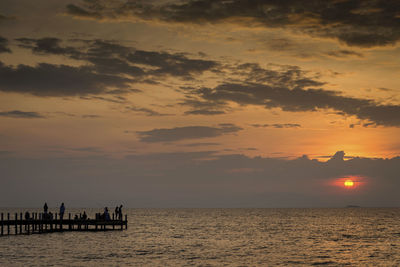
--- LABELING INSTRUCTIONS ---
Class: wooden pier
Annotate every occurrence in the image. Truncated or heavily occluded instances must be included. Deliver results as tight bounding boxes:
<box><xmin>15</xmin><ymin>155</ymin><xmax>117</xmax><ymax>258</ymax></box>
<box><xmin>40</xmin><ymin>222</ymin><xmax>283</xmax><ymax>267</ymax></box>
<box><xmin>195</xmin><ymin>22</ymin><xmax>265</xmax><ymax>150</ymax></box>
<box><xmin>0</xmin><ymin>212</ymin><xmax>128</xmax><ymax>236</ymax></box>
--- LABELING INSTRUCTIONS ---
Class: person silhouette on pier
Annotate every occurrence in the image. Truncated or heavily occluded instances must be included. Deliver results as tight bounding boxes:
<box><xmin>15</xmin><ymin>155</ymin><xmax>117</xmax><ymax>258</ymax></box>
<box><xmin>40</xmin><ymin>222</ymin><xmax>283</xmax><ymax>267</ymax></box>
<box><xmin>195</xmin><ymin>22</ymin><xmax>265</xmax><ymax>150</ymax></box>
<box><xmin>60</xmin><ymin>203</ymin><xmax>65</xmax><ymax>220</ymax></box>
<box><xmin>118</xmin><ymin>205</ymin><xmax>123</xmax><ymax>220</ymax></box>
<box><xmin>104</xmin><ymin>207</ymin><xmax>110</xmax><ymax>220</ymax></box>
<box><xmin>43</xmin><ymin>202</ymin><xmax>48</xmax><ymax>214</ymax></box>
<box><xmin>115</xmin><ymin>206</ymin><xmax>119</xmax><ymax>219</ymax></box>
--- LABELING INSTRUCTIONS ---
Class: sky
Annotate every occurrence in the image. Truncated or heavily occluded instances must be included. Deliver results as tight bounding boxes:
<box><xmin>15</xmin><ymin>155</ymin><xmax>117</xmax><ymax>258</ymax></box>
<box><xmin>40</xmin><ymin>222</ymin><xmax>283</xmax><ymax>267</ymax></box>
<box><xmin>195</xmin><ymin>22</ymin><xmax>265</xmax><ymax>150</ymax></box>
<box><xmin>0</xmin><ymin>0</ymin><xmax>399</xmax><ymax>208</ymax></box>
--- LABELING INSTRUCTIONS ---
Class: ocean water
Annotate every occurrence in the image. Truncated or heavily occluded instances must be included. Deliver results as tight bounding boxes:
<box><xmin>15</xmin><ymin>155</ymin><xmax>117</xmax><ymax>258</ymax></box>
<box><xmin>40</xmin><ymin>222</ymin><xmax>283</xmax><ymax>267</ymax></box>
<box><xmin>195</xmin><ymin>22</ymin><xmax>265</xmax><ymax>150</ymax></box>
<box><xmin>0</xmin><ymin>208</ymin><xmax>399</xmax><ymax>266</ymax></box>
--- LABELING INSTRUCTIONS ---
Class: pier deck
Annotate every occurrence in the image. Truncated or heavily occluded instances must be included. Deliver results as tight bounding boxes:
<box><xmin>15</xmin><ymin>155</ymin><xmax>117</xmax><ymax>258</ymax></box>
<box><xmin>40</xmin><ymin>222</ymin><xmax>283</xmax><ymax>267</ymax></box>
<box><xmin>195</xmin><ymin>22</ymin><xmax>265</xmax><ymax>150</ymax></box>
<box><xmin>0</xmin><ymin>212</ymin><xmax>128</xmax><ymax>236</ymax></box>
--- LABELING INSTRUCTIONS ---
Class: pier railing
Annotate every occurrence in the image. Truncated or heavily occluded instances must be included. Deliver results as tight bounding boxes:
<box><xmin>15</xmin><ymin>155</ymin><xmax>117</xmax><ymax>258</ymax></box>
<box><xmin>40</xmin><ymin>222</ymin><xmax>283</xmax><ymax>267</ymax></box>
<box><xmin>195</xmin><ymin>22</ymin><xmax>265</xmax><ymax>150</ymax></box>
<box><xmin>0</xmin><ymin>212</ymin><xmax>128</xmax><ymax>236</ymax></box>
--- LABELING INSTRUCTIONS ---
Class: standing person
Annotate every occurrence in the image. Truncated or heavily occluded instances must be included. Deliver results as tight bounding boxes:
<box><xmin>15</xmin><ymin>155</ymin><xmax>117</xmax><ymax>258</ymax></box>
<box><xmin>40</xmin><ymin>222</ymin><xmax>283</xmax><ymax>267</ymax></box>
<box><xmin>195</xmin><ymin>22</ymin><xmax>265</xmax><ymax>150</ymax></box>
<box><xmin>118</xmin><ymin>205</ymin><xmax>123</xmax><ymax>220</ymax></box>
<box><xmin>115</xmin><ymin>206</ymin><xmax>119</xmax><ymax>220</ymax></box>
<box><xmin>43</xmin><ymin>202</ymin><xmax>48</xmax><ymax>214</ymax></box>
<box><xmin>60</xmin><ymin>203</ymin><xmax>65</xmax><ymax>220</ymax></box>
<box><xmin>104</xmin><ymin>207</ymin><xmax>110</xmax><ymax>220</ymax></box>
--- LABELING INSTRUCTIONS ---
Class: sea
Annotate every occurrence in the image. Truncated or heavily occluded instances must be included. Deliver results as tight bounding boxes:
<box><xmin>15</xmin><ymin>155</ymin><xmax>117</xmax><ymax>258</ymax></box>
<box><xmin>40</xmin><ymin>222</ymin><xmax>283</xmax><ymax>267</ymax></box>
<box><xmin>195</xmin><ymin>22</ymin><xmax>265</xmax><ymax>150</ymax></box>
<box><xmin>0</xmin><ymin>208</ymin><xmax>399</xmax><ymax>266</ymax></box>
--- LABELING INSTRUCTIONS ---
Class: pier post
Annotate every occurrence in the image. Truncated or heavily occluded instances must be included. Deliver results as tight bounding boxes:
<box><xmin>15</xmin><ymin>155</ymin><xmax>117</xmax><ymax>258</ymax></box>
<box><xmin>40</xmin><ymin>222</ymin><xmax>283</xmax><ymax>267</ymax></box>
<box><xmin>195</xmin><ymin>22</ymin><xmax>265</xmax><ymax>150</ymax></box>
<box><xmin>55</xmin><ymin>213</ymin><xmax>58</xmax><ymax>230</ymax></box>
<box><xmin>14</xmin><ymin>213</ymin><xmax>17</xmax><ymax>235</ymax></box>
<box><xmin>113</xmin><ymin>213</ymin><xmax>115</xmax><ymax>230</ymax></box>
<box><xmin>27</xmin><ymin>218</ymin><xmax>30</xmax><ymax>235</ymax></box>
<box><xmin>20</xmin><ymin>213</ymin><xmax>22</xmax><ymax>234</ymax></box>
<box><xmin>34</xmin><ymin>213</ymin><xmax>37</xmax><ymax>232</ymax></box>
<box><xmin>58</xmin><ymin>213</ymin><xmax>62</xmax><ymax>230</ymax></box>
<box><xmin>1</xmin><ymin>213</ymin><xmax>3</xmax><ymax>236</ymax></box>
<box><xmin>69</xmin><ymin>213</ymin><xmax>71</xmax><ymax>230</ymax></box>
<box><xmin>125</xmin><ymin>215</ymin><xmax>127</xmax><ymax>229</ymax></box>
<box><xmin>39</xmin><ymin>213</ymin><xmax>42</xmax><ymax>233</ymax></box>
<box><xmin>7</xmin><ymin>213</ymin><xmax>10</xmax><ymax>235</ymax></box>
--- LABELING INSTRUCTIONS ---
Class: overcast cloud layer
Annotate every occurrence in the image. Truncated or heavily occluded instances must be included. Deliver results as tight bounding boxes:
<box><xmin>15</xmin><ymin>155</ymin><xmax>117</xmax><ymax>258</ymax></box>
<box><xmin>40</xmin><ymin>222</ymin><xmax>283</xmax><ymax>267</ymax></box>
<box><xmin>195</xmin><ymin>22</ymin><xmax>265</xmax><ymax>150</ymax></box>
<box><xmin>1</xmin><ymin>151</ymin><xmax>398</xmax><ymax>207</ymax></box>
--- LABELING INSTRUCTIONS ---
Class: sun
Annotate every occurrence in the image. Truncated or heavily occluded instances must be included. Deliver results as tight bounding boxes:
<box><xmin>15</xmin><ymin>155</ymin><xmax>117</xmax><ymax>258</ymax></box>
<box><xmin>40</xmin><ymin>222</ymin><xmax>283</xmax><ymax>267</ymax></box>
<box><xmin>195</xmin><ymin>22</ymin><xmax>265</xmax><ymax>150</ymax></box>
<box><xmin>344</xmin><ymin>179</ymin><xmax>354</xmax><ymax>188</ymax></box>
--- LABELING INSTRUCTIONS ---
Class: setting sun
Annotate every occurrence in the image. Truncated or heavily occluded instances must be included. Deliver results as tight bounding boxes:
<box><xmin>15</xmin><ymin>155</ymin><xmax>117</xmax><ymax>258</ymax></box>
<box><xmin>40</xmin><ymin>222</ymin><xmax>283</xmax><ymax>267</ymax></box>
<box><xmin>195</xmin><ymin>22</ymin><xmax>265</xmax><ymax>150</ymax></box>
<box><xmin>344</xmin><ymin>179</ymin><xmax>354</xmax><ymax>187</ymax></box>
<box><xmin>330</xmin><ymin>176</ymin><xmax>365</xmax><ymax>190</ymax></box>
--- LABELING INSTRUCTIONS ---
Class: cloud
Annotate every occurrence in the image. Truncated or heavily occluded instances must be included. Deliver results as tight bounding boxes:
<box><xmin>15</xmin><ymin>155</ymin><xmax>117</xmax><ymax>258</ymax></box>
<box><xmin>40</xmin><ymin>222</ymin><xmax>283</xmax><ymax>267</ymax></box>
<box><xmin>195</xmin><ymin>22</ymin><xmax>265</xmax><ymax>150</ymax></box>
<box><xmin>17</xmin><ymin>38</ymin><xmax>218</xmax><ymax>81</ymax></box>
<box><xmin>184</xmin><ymin>109</ymin><xmax>225</xmax><ymax>115</ymax></box>
<box><xmin>81</xmin><ymin>114</ymin><xmax>101</xmax><ymax>118</ymax></box>
<box><xmin>187</xmin><ymin>81</ymin><xmax>400</xmax><ymax>127</ymax></box>
<box><xmin>0</xmin><ymin>61</ymin><xmax>132</xmax><ymax>97</ymax></box>
<box><xmin>127</xmin><ymin>50</ymin><xmax>218</xmax><ymax>79</ymax></box>
<box><xmin>325</xmin><ymin>49</ymin><xmax>364</xmax><ymax>58</ymax></box>
<box><xmin>0</xmin><ymin>110</ymin><xmax>45</xmax><ymax>118</ymax></box>
<box><xmin>177</xmin><ymin>62</ymin><xmax>400</xmax><ymax>126</ymax></box>
<box><xmin>180</xmin><ymin>142</ymin><xmax>220</xmax><ymax>147</ymax></box>
<box><xmin>137</xmin><ymin>124</ymin><xmax>243</xmax><ymax>143</ymax></box>
<box><xmin>17</xmin><ymin>37</ymin><xmax>80</xmax><ymax>56</ymax></box>
<box><xmin>251</xmin><ymin>123</ymin><xmax>301</xmax><ymax>128</ymax></box>
<box><xmin>66</xmin><ymin>0</ymin><xmax>400</xmax><ymax>48</ymax></box>
<box><xmin>180</xmin><ymin>98</ymin><xmax>227</xmax><ymax>116</ymax></box>
<box><xmin>126</xmin><ymin>106</ymin><xmax>172</xmax><ymax>116</ymax></box>
<box><xmin>6</xmin><ymin>38</ymin><xmax>218</xmax><ymax>97</ymax></box>
<box><xmin>0</xmin><ymin>36</ymin><xmax>11</xmax><ymax>53</ymax></box>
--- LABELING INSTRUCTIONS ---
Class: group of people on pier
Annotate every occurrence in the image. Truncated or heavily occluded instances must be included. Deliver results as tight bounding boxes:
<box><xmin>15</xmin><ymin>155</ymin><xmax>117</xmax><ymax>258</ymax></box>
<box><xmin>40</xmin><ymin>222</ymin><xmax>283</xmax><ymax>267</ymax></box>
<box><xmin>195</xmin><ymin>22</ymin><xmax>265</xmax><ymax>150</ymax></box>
<box><xmin>34</xmin><ymin>203</ymin><xmax>124</xmax><ymax>221</ymax></box>
<box><xmin>97</xmin><ymin>205</ymin><xmax>123</xmax><ymax>221</ymax></box>
<box><xmin>20</xmin><ymin>203</ymin><xmax>124</xmax><ymax>222</ymax></box>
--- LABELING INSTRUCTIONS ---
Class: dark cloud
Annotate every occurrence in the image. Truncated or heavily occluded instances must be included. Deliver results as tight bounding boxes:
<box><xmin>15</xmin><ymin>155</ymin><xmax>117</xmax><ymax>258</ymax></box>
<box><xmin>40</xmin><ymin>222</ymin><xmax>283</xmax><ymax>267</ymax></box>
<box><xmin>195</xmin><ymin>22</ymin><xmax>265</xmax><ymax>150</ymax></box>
<box><xmin>0</xmin><ymin>36</ymin><xmax>11</xmax><ymax>53</ymax></box>
<box><xmin>81</xmin><ymin>114</ymin><xmax>101</xmax><ymax>118</ymax></box>
<box><xmin>251</xmin><ymin>123</ymin><xmax>301</xmax><ymax>128</ymax></box>
<box><xmin>0</xmin><ymin>110</ymin><xmax>45</xmax><ymax>118</ymax></box>
<box><xmin>6</xmin><ymin>37</ymin><xmax>218</xmax><ymax>98</ymax></box>
<box><xmin>262</xmin><ymin>38</ymin><xmax>364</xmax><ymax>60</ymax></box>
<box><xmin>66</xmin><ymin>0</ymin><xmax>400</xmax><ymax>48</ymax></box>
<box><xmin>137</xmin><ymin>124</ymin><xmax>243</xmax><ymax>143</ymax></box>
<box><xmin>325</xmin><ymin>49</ymin><xmax>364</xmax><ymax>58</ymax></box>
<box><xmin>180</xmin><ymin>98</ymin><xmax>227</xmax><ymax>116</ymax></box>
<box><xmin>188</xmin><ymin>82</ymin><xmax>400</xmax><ymax>127</ymax></box>
<box><xmin>180</xmin><ymin>142</ymin><xmax>220</xmax><ymax>147</ymax></box>
<box><xmin>234</xmin><ymin>63</ymin><xmax>324</xmax><ymax>87</ymax></box>
<box><xmin>17</xmin><ymin>37</ymin><xmax>80</xmax><ymax>56</ymax></box>
<box><xmin>0</xmin><ymin>61</ymin><xmax>132</xmax><ymax>97</ymax></box>
<box><xmin>80</xmin><ymin>95</ymin><xmax>127</xmax><ymax>104</ymax></box>
<box><xmin>184</xmin><ymin>109</ymin><xmax>225</xmax><ymax>115</ymax></box>
<box><xmin>178</xmin><ymin>62</ymin><xmax>400</xmax><ymax>126</ymax></box>
<box><xmin>126</xmin><ymin>106</ymin><xmax>171</xmax><ymax>116</ymax></box>
<box><xmin>127</xmin><ymin>50</ymin><xmax>218</xmax><ymax>79</ymax></box>
<box><xmin>16</xmin><ymin>38</ymin><xmax>218</xmax><ymax>82</ymax></box>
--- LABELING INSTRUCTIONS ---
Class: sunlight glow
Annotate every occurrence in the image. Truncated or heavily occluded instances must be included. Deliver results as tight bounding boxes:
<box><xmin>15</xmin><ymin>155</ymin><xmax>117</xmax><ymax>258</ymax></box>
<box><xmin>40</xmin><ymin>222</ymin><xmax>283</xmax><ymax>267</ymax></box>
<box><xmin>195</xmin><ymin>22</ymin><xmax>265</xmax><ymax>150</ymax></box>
<box><xmin>344</xmin><ymin>179</ymin><xmax>354</xmax><ymax>187</ymax></box>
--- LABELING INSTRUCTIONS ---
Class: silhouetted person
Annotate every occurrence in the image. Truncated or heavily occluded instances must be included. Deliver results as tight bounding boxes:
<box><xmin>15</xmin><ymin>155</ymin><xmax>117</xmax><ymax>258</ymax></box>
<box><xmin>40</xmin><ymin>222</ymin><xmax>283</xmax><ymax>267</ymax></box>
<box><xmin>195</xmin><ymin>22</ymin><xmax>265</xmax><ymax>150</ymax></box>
<box><xmin>82</xmin><ymin>211</ymin><xmax>87</xmax><ymax>220</ymax></box>
<box><xmin>118</xmin><ymin>205</ymin><xmax>123</xmax><ymax>220</ymax></box>
<box><xmin>115</xmin><ymin>206</ymin><xmax>119</xmax><ymax>219</ymax></box>
<box><xmin>60</xmin><ymin>203</ymin><xmax>65</xmax><ymax>220</ymax></box>
<box><xmin>43</xmin><ymin>202</ymin><xmax>48</xmax><ymax>214</ymax></box>
<box><xmin>104</xmin><ymin>207</ymin><xmax>110</xmax><ymax>220</ymax></box>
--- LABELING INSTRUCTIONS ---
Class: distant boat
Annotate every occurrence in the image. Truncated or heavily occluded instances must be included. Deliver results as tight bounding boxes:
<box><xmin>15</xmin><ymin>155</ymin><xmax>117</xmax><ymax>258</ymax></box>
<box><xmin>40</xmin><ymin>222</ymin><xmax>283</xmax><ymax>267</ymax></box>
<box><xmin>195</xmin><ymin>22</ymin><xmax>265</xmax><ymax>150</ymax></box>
<box><xmin>346</xmin><ymin>205</ymin><xmax>360</xmax><ymax>208</ymax></box>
